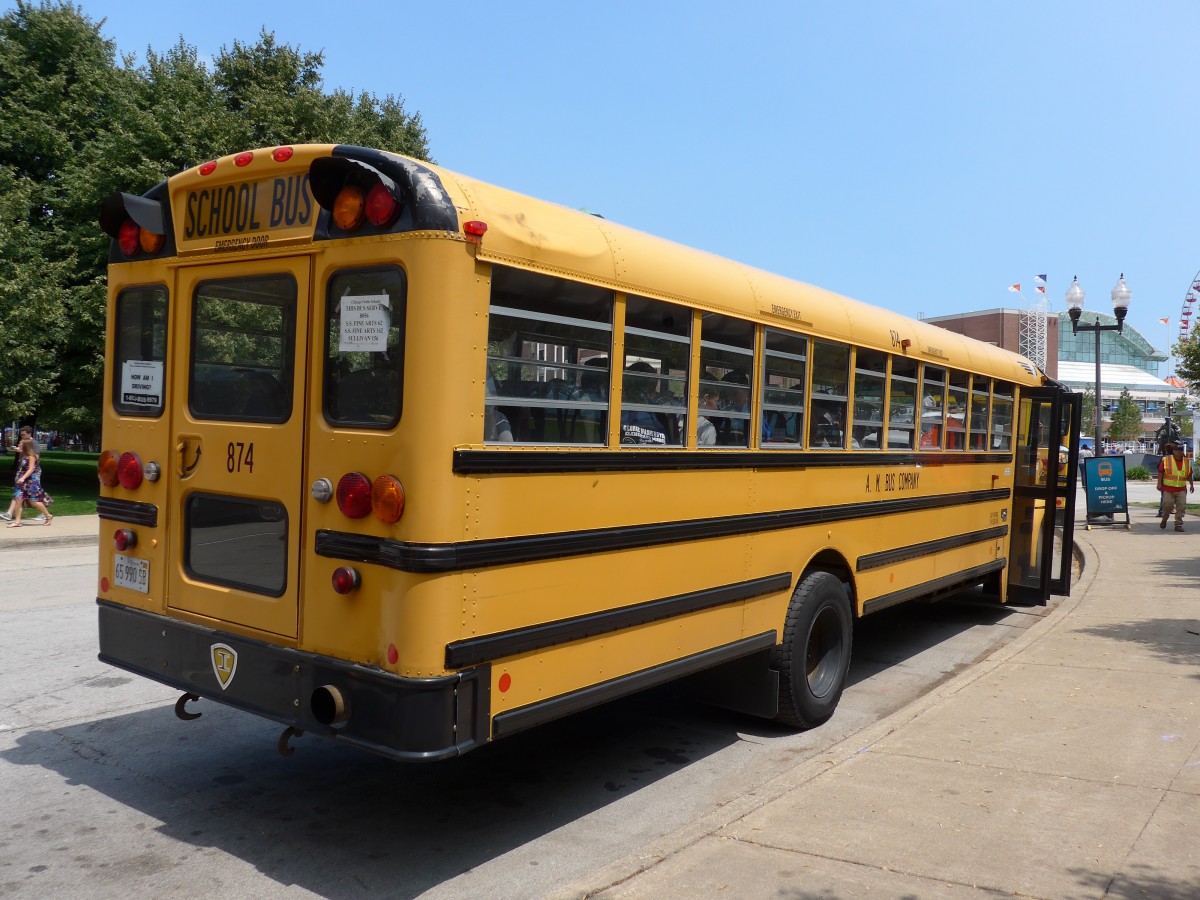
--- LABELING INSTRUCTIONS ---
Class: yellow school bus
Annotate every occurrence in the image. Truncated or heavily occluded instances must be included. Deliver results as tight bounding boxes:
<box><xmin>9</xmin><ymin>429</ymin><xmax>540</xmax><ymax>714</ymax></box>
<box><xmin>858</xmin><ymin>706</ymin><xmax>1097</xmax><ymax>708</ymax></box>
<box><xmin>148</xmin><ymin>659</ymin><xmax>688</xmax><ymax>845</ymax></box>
<box><xmin>95</xmin><ymin>145</ymin><xmax>1079</xmax><ymax>760</ymax></box>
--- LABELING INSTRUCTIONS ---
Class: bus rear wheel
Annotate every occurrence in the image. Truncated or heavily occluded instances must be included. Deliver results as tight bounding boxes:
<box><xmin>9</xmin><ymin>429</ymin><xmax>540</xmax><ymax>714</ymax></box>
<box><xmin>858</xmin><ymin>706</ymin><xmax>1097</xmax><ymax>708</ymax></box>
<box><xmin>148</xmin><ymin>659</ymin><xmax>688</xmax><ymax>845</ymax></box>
<box><xmin>774</xmin><ymin>570</ymin><xmax>853</xmax><ymax>728</ymax></box>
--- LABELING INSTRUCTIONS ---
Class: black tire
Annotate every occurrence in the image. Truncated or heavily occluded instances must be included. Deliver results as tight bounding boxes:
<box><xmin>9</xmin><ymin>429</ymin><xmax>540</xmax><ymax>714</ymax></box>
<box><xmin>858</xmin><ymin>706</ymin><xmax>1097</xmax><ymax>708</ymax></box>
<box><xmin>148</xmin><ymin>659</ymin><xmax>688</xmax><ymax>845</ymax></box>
<box><xmin>773</xmin><ymin>570</ymin><xmax>853</xmax><ymax>728</ymax></box>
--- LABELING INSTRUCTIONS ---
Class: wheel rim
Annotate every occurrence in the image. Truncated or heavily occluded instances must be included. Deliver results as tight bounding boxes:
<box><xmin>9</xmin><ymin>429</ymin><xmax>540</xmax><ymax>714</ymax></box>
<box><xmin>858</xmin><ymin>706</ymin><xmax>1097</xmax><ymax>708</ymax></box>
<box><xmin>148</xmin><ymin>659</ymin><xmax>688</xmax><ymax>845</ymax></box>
<box><xmin>805</xmin><ymin>606</ymin><xmax>844</xmax><ymax>698</ymax></box>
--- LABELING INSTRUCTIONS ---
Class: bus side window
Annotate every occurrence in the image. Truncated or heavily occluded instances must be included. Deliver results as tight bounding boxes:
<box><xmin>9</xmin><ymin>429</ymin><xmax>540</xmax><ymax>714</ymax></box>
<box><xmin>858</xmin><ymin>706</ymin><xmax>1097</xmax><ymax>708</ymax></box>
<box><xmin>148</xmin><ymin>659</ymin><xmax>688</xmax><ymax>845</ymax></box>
<box><xmin>486</xmin><ymin>267</ymin><xmax>613</xmax><ymax>445</ymax></box>
<box><xmin>809</xmin><ymin>340</ymin><xmax>849</xmax><ymax>449</ymax></box>
<box><xmin>697</xmin><ymin>313</ymin><xmax>754</xmax><ymax>448</ymax></box>
<box><xmin>762</xmin><ymin>328</ymin><xmax>807</xmax><ymax>447</ymax></box>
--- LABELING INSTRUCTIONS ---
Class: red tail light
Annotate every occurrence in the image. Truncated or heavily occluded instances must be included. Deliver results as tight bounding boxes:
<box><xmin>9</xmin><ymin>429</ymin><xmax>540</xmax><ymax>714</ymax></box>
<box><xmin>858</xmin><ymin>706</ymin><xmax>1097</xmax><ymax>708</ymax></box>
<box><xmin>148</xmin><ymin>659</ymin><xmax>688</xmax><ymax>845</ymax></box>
<box><xmin>117</xmin><ymin>452</ymin><xmax>143</xmax><ymax>489</ymax></box>
<box><xmin>114</xmin><ymin>529</ymin><xmax>137</xmax><ymax>551</ymax></box>
<box><xmin>365</xmin><ymin>183</ymin><xmax>400</xmax><ymax>227</ymax></box>
<box><xmin>117</xmin><ymin>220</ymin><xmax>140</xmax><ymax>257</ymax></box>
<box><xmin>98</xmin><ymin>450</ymin><xmax>120</xmax><ymax>487</ymax></box>
<box><xmin>336</xmin><ymin>472</ymin><xmax>373</xmax><ymax>518</ymax></box>
<box><xmin>331</xmin><ymin>566</ymin><xmax>361</xmax><ymax>594</ymax></box>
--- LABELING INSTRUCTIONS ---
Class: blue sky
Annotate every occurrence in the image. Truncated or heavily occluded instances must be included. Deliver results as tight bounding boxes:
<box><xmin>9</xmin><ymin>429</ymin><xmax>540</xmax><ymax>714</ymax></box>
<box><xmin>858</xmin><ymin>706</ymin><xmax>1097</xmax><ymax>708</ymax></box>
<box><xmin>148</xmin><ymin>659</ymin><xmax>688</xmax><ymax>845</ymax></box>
<box><xmin>17</xmin><ymin>1</ymin><xmax>1200</xmax><ymax>363</ymax></box>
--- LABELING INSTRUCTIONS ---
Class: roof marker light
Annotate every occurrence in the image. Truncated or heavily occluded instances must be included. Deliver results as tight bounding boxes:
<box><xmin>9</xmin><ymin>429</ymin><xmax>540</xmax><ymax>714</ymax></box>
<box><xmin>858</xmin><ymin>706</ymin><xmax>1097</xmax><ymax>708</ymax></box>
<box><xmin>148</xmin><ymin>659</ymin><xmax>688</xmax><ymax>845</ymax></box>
<box><xmin>199</xmin><ymin>161</ymin><xmax>217</xmax><ymax>176</ymax></box>
<box><xmin>273</xmin><ymin>147</ymin><xmax>294</xmax><ymax>162</ymax></box>
<box><xmin>234</xmin><ymin>152</ymin><xmax>254</xmax><ymax>167</ymax></box>
<box><xmin>464</xmin><ymin>220</ymin><xmax>488</xmax><ymax>237</ymax></box>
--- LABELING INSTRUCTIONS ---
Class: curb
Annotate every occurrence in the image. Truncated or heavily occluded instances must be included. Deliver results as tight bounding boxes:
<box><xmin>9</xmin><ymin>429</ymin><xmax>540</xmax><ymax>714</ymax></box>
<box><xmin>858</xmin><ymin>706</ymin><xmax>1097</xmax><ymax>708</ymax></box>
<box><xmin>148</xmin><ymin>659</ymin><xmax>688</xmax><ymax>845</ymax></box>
<box><xmin>2</xmin><ymin>532</ymin><xmax>98</xmax><ymax>550</ymax></box>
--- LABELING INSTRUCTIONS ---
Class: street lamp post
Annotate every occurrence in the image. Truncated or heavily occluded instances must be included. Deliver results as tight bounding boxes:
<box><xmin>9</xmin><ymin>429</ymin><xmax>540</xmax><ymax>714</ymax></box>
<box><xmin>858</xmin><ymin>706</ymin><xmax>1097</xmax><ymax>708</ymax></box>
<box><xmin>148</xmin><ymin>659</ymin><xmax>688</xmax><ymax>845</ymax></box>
<box><xmin>1066</xmin><ymin>274</ymin><xmax>1132</xmax><ymax>454</ymax></box>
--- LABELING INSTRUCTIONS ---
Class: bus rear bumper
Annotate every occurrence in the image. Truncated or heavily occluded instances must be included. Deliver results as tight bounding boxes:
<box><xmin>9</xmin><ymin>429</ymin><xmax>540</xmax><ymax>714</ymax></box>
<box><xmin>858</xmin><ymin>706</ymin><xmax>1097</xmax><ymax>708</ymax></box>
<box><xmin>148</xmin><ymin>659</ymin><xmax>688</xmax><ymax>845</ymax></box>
<box><xmin>96</xmin><ymin>600</ymin><xmax>491</xmax><ymax>762</ymax></box>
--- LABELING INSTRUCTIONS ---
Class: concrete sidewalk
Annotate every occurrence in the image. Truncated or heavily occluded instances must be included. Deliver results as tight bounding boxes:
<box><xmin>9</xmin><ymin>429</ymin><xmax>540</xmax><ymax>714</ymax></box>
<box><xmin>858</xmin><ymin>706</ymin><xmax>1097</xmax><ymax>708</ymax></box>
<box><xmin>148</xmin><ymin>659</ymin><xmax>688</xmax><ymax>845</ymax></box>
<box><xmin>558</xmin><ymin>481</ymin><xmax>1200</xmax><ymax>899</ymax></box>
<box><xmin>0</xmin><ymin>511</ymin><xmax>99</xmax><ymax>549</ymax></box>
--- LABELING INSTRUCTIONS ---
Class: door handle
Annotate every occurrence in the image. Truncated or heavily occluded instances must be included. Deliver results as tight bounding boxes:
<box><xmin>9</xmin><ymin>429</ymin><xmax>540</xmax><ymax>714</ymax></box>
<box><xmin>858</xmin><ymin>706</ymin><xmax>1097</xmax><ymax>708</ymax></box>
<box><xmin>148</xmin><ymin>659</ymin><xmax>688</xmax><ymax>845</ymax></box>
<box><xmin>177</xmin><ymin>435</ymin><xmax>202</xmax><ymax>479</ymax></box>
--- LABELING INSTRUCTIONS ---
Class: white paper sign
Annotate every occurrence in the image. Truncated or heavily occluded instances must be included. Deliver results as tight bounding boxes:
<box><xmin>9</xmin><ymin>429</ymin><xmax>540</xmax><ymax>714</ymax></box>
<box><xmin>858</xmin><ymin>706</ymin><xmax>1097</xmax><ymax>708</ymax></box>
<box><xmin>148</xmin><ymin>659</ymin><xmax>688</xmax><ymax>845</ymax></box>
<box><xmin>121</xmin><ymin>360</ymin><xmax>163</xmax><ymax>408</ymax></box>
<box><xmin>339</xmin><ymin>294</ymin><xmax>391</xmax><ymax>352</ymax></box>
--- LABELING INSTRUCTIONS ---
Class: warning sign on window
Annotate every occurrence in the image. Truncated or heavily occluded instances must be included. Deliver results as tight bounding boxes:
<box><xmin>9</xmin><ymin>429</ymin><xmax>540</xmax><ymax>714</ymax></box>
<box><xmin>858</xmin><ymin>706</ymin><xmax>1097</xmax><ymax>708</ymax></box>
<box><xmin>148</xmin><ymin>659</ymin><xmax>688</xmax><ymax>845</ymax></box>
<box><xmin>121</xmin><ymin>360</ymin><xmax>163</xmax><ymax>408</ymax></box>
<box><xmin>339</xmin><ymin>295</ymin><xmax>391</xmax><ymax>352</ymax></box>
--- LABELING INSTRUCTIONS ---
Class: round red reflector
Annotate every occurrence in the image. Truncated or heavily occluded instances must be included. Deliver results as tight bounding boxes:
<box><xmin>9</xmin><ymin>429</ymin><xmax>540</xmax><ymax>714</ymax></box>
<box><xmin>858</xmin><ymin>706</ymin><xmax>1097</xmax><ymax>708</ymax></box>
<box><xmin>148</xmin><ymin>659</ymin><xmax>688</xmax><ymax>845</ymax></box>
<box><xmin>371</xmin><ymin>475</ymin><xmax>405</xmax><ymax>523</ymax></box>
<box><xmin>199</xmin><ymin>161</ymin><xmax>217</xmax><ymax>176</ymax></box>
<box><xmin>98</xmin><ymin>450</ymin><xmax>120</xmax><ymax>487</ymax></box>
<box><xmin>273</xmin><ymin>147</ymin><xmax>294</xmax><ymax>162</ymax></box>
<box><xmin>331</xmin><ymin>566</ymin><xmax>360</xmax><ymax>594</ymax></box>
<box><xmin>365</xmin><ymin>183</ymin><xmax>400</xmax><ymax>227</ymax></box>
<box><xmin>114</xmin><ymin>529</ymin><xmax>137</xmax><ymax>551</ymax></box>
<box><xmin>117</xmin><ymin>219</ymin><xmax>140</xmax><ymax>257</ymax></box>
<box><xmin>100</xmin><ymin>576</ymin><xmax>110</xmax><ymax>592</ymax></box>
<box><xmin>234</xmin><ymin>152</ymin><xmax>253</xmax><ymax>167</ymax></box>
<box><xmin>332</xmin><ymin>186</ymin><xmax>366</xmax><ymax>231</ymax></box>
<box><xmin>498</xmin><ymin>673</ymin><xmax>512</xmax><ymax>693</ymax></box>
<box><xmin>117</xmin><ymin>451</ymin><xmax>143</xmax><ymax>490</ymax></box>
<box><xmin>464</xmin><ymin>220</ymin><xmax>488</xmax><ymax>237</ymax></box>
<box><xmin>335</xmin><ymin>472</ymin><xmax>373</xmax><ymax>518</ymax></box>
<box><xmin>387</xmin><ymin>644</ymin><xmax>399</xmax><ymax>665</ymax></box>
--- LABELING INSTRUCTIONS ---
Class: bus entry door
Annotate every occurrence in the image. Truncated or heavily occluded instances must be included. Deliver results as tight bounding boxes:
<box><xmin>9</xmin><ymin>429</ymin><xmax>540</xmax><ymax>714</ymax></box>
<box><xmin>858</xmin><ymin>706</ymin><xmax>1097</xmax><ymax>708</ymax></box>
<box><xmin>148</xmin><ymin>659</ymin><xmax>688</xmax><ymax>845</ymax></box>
<box><xmin>1008</xmin><ymin>386</ymin><xmax>1079</xmax><ymax>604</ymax></box>
<box><xmin>166</xmin><ymin>258</ymin><xmax>311</xmax><ymax>639</ymax></box>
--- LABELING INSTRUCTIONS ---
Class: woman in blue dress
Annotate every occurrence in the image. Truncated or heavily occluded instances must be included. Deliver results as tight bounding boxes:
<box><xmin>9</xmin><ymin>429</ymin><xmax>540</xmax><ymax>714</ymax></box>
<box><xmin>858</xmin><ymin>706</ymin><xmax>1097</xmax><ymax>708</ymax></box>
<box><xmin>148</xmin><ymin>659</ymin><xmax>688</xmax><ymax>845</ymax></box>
<box><xmin>7</xmin><ymin>438</ymin><xmax>52</xmax><ymax>527</ymax></box>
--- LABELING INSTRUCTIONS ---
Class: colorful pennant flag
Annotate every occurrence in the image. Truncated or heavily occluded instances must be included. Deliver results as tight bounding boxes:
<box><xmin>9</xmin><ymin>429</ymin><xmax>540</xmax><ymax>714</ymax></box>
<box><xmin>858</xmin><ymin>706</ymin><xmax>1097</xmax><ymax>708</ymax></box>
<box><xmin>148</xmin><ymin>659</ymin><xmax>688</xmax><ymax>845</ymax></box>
<box><xmin>1035</xmin><ymin>286</ymin><xmax>1046</xmax><ymax>294</ymax></box>
<box><xmin>1008</xmin><ymin>284</ymin><xmax>1021</xmax><ymax>292</ymax></box>
<box><xmin>1034</xmin><ymin>274</ymin><xmax>1047</xmax><ymax>284</ymax></box>
<box><xmin>1160</xmin><ymin>317</ymin><xmax>1170</xmax><ymax>325</ymax></box>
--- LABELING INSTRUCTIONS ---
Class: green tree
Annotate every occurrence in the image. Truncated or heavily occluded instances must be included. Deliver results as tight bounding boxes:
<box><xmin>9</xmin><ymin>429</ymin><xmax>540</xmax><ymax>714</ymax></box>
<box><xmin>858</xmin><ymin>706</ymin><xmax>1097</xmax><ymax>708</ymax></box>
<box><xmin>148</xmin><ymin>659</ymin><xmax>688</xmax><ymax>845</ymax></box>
<box><xmin>0</xmin><ymin>3</ymin><xmax>431</xmax><ymax>436</ymax></box>
<box><xmin>1108</xmin><ymin>388</ymin><xmax>1143</xmax><ymax>442</ymax></box>
<box><xmin>1078</xmin><ymin>388</ymin><xmax>1096</xmax><ymax>443</ymax></box>
<box><xmin>1173</xmin><ymin>335</ymin><xmax>1200</xmax><ymax>394</ymax></box>
<box><xmin>0</xmin><ymin>1</ymin><xmax>123</xmax><ymax>432</ymax></box>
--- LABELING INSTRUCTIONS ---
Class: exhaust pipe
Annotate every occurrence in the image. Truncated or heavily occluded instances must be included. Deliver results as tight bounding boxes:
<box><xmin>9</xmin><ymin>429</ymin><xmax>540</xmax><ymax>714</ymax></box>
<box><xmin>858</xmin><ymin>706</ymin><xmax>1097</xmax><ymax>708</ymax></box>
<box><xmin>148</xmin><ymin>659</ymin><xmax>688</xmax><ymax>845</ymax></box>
<box><xmin>311</xmin><ymin>684</ymin><xmax>350</xmax><ymax>726</ymax></box>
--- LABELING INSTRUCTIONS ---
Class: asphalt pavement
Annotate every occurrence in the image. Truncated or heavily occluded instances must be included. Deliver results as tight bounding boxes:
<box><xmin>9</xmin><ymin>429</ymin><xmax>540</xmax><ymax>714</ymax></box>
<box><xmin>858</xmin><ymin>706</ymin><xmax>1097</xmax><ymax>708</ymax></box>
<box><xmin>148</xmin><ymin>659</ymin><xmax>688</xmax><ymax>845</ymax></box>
<box><xmin>7</xmin><ymin>482</ymin><xmax>1198</xmax><ymax>899</ymax></box>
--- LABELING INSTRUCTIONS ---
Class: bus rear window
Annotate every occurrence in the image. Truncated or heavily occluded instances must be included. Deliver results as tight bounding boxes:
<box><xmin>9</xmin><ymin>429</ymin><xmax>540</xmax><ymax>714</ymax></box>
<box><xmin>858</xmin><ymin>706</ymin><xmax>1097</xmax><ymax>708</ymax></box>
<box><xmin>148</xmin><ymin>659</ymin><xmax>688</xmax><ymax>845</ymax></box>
<box><xmin>113</xmin><ymin>285</ymin><xmax>168</xmax><ymax>417</ymax></box>
<box><xmin>190</xmin><ymin>275</ymin><xmax>296</xmax><ymax>423</ymax></box>
<box><xmin>324</xmin><ymin>267</ymin><xmax>406</xmax><ymax>428</ymax></box>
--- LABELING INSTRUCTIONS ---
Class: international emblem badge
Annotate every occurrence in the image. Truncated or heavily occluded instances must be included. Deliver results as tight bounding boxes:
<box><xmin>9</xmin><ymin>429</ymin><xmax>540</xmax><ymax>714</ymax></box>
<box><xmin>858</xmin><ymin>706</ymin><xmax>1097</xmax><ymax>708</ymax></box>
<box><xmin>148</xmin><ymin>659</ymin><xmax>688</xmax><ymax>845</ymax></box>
<box><xmin>211</xmin><ymin>643</ymin><xmax>238</xmax><ymax>691</ymax></box>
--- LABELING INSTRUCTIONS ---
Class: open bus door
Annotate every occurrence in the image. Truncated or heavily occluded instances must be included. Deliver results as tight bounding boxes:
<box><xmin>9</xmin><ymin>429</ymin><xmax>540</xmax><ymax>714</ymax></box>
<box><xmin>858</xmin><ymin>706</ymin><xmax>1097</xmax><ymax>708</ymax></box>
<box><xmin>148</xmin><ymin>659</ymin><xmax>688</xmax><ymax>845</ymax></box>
<box><xmin>1008</xmin><ymin>385</ymin><xmax>1081</xmax><ymax>604</ymax></box>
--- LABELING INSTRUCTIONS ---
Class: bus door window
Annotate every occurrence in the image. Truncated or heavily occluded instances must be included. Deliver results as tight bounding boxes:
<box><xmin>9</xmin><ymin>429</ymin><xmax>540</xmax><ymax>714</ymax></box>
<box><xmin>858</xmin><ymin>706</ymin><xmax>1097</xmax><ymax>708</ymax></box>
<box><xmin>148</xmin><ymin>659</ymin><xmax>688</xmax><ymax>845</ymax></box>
<box><xmin>888</xmin><ymin>357</ymin><xmax>918</xmax><ymax>449</ymax></box>
<box><xmin>621</xmin><ymin>295</ymin><xmax>689</xmax><ymax>446</ymax></box>
<box><xmin>191</xmin><ymin>276</ymin><xmax>295</xmax><ymax>423</ymax></box>
<box><xmin>113</xmin><ymin>285</ymin><xmax>168</xmax><ymax>418</ymax></box>
<box><xmin>697</xmin><ymin>313</ymin><xmax>754</xmax><ymax>447</ymax></box>
<box><xmin>992</xmin><ymin>383</ymin><xmax>1015</xmax><ymax>451</ymax></box>
<box><xmin>919</xmin><ymin>365</ymin><xmax>946</xmax><ymax>450</ymax></box>
<box><xmin>969</xmin><ymin>376</ymin><xmax>991</xmax><ymax>450</ymax></box>
<box><xmin>324</xmin><ymin>267</ymin><xmax>406</xmax><ymax>428</ymax></box>
<box><xmin>852</xmin><ymin>349</ymin><xmax>887</xmax><ymax>449</ymax></box>
<box><xmin>486</xmin><ymin>267</ymin><xmax>613</xmax><ymax>445</ymax></box>
<box><xmin>946</xmin><ymin>370</ymin><xmax>969</xmax><ymax>450</ymax></box>
<box><xmin>809</xmin><ymin>341</ymin><xmax>850</xmax><ymax>449</ymax></box>
<box><xmin>761</xmin><ymin>328</ymin><xmax>807</xmax><ymax>446</ymax></box>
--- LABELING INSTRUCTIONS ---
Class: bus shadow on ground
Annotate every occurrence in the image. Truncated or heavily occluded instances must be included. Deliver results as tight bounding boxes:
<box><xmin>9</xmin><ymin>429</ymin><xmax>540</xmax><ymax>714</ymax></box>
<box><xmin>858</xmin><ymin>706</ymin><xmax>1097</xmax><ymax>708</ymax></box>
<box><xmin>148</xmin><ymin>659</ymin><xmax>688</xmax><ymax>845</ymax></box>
<box><xmin>1</xmin><ymin>595</ymin><xmax>1033</xmax><ymax>898</ymax></box>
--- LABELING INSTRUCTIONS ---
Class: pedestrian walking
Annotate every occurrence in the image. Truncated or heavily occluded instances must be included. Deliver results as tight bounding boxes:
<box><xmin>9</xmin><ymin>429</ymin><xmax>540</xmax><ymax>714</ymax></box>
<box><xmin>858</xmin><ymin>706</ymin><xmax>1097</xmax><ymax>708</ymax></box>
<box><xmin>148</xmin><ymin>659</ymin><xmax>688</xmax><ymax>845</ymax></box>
<box><xmin>1158</xmin><ymin>441</ymin><xmax>1194</xmax><ymax>532</ymax></box>
<box><xmin>6</xmin><ymin>437</ymin><xmax>52</xmax><ymax>527</ymax></box>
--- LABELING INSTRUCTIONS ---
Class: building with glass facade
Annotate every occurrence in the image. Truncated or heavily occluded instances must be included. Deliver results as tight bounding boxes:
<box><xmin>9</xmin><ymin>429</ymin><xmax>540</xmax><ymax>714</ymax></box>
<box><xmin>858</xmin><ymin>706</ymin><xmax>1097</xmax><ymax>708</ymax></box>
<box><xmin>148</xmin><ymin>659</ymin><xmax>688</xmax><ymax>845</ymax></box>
<box><xmin>924</xmin><ymin>307</ymin><xmax>1186</xmax><ymax>447</ymax></box>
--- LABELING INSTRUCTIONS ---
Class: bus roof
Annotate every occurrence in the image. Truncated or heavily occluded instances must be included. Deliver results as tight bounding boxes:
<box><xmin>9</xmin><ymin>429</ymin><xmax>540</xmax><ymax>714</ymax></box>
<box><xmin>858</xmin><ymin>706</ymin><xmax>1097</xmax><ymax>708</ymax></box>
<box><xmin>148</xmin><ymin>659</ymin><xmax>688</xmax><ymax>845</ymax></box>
<box><xmin>428</xmin><ymin>159</ymin><xmax>1040</xmax><ymax>385</ymax></box>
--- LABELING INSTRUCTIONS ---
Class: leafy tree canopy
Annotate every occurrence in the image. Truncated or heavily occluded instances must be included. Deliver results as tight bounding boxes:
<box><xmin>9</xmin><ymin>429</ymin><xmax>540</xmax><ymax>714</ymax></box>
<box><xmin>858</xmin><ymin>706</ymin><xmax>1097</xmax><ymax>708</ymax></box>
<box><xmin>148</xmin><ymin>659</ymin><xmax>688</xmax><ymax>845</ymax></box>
<box><xmin>1108</xmin><ymin>387</ymin><xmax>1143</xmax><ymax>442</ymax></box>
<box><xmin>0</xmin><ymin>1</ymin><xmax>430</xmax><ymax>435</ymax></box>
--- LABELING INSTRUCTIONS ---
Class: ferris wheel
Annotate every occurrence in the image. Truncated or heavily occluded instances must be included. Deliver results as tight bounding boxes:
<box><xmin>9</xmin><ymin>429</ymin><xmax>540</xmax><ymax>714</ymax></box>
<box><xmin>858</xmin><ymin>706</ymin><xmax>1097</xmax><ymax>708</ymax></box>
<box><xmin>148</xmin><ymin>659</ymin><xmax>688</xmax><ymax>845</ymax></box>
<box><xmin>1178</xmin><ymin>270</ymin><xmax>1200</xmax><ymax>342</ymax></box>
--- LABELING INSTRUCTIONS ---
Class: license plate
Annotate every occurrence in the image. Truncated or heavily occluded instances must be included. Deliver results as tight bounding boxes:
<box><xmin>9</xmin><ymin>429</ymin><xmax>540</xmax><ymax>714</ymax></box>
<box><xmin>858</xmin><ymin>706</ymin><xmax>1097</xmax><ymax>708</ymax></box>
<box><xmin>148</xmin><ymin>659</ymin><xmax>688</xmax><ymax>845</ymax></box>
<box><xmin>114</xmin><ymin>553</ymin><xmax>150</xmax><ymax>593</ymax></box>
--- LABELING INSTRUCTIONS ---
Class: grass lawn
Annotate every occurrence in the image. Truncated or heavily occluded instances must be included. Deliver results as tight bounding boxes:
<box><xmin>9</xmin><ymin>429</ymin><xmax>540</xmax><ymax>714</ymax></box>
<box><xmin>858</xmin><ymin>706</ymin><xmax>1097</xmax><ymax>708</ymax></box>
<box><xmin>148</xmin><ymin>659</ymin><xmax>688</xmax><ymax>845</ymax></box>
<box><xmin>2</xmin><ymin>451</ymin><xmax>98</xmax><ymax>517</ymax></box>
